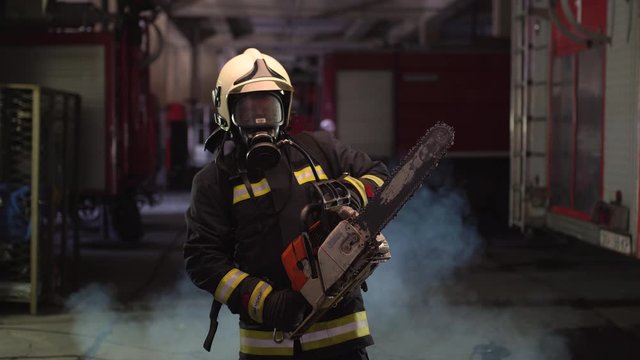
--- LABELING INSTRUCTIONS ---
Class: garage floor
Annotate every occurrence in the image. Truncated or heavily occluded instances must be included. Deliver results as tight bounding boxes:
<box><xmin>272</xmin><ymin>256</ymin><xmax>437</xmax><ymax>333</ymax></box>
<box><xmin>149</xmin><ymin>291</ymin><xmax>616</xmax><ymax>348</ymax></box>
<box><xmin>2</xmin><ymin>190</ymin><xmax>640</xmax><ymax>360</ymax></box>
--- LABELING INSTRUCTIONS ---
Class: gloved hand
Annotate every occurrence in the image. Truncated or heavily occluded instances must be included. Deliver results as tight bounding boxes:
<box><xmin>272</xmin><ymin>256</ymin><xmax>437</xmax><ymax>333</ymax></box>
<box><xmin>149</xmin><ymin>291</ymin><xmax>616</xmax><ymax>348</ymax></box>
<box><xmin>334</xmin><ymin>205</ymin><xmax>391</xmax><ymax>259</ymax></box>
<box><xmin>375</xmin><ymin>232</ymin><xmax>391</xmax><ymax>260</ymax></box>
<box><xmin>334</xmin><ymin>204</ymin><xmax>358</xmax><ymax>219</ymax></box>
<box><xmin>262</xmin><ymin>289</ymin><xmax>309</xmax><ymax>331</ymax></box>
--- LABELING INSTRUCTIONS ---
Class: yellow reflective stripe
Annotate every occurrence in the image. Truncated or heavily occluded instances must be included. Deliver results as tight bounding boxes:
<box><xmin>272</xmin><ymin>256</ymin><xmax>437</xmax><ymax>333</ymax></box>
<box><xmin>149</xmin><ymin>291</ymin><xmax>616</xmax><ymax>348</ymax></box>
<box><xmin>241</xmin><ymin>329</ymin><xmax>283</xmax><ymax>340</ymax></box>
<box><xmin>248</xmin><ymin>281</ymin><xmax>273</xmax><ymax>323</ymax></box>
<box><xmin>294</xmin><ymin>165</ymin><xmax>328</xmax><ymax>185</ymax></box>
<box><xmin>305</xmin><ymin>311</ymin><xmax>368</xmax><ymax>333</ymax></box>
<box><xmin>361</xmin><ymin>174</ymin><xmax>384</xmax><ymax>187</ymax></box>
<box><xmin>301</xmin><ymin>325</ymin><xmax>370</xmax><ymax>351</ymax></box>
<box><xmin>214</xmin><ymin>269</ymin><xmax>249</xmax><ymax>304</ymax></box>
<box><xmin>232</xmin><ymin>185</ymin><xmax>250</xmax><ymax>204</ymax></box>
<box><xmin>232</xmin><ymin>178</ymin><xmax>271</xmax><ymax>204</ymax></box>
<box><xmin>239</xmin><ymin>344</ymin><xmax>294</xmax><ymax>356</ymax></box>
<box><xmin>251</xmin><ymin>178</ymin><xmax>271</xmax><ymax>196</ymax></box>
<box><xmin>240</xmin><ymin>329</ymin><xmax>294</xmax><ymax>356</ymax></box>
<box><xmin>301</xmin><ymin>311</ymin><xmax>370</xmax><ymax>351</ymax></box>
<box><xmin>238</xmin><ymin>311</ymin><xmax>370</xmax><ymax>355</ymax></box>
<box><xmin>343</xmin><ymin>176</ymin><xmax>368</xmax><ymax>205</ymax></box>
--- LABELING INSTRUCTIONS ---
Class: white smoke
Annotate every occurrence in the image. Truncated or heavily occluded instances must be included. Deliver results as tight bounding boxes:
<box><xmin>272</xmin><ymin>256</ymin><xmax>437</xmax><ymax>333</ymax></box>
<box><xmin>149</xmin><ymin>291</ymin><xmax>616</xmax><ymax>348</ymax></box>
<box><xmin>65</xmin><ymin>276</ymin><xmax>239</xmax><ymax>360</ymax></box>
<box><xmin>364</xmin><ymin>186</ymin><xmax>570</xmax><ymax>360</ymax></box>
<box><xmin>60</xmin><ymin>182</ymin><xmax>571</xmax><ymax>360</ymax></box>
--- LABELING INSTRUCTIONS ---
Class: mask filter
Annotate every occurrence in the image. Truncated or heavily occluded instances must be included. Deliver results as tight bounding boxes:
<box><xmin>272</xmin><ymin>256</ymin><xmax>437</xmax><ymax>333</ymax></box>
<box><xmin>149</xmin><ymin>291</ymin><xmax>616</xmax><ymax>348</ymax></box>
<box><xmin>245</xmin><ymin>130</ymin><xmax>281</xmax><ymax>171</ymax></box>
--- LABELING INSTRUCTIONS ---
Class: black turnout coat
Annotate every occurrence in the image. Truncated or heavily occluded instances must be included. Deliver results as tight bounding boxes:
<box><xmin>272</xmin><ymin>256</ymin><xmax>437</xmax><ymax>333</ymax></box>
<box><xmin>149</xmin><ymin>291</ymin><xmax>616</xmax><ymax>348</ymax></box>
<box><xmin>185</xmin><ymin>130</ymin><xmax>389</xmax><ymax>359</ymax></box>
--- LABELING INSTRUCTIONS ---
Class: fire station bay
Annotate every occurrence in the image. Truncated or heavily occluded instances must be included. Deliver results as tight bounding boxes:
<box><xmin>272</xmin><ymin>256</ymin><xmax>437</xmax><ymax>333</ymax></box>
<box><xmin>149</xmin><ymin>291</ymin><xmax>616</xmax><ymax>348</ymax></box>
<box><xmin>2</xmin><ymin>1</ymin><xmax>640</xmax><ymax>360</ymax></box>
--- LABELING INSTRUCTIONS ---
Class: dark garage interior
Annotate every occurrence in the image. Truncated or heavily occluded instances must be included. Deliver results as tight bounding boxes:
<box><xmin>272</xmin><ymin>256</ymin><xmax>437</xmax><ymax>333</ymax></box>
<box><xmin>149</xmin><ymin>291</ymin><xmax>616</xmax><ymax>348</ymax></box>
<box><xmin>2</xmin><ymin>1</ymin><xmax>640</xmax><ymax>359</ymax></box>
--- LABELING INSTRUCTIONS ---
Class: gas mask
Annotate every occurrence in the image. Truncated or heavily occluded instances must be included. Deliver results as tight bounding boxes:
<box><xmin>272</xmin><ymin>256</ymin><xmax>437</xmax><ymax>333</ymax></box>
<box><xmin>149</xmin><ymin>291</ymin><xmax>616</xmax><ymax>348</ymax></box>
<box><xmin>231</xmin><ymin>92</ymin><xmax>284</xmax><ymax>171</ymax></box>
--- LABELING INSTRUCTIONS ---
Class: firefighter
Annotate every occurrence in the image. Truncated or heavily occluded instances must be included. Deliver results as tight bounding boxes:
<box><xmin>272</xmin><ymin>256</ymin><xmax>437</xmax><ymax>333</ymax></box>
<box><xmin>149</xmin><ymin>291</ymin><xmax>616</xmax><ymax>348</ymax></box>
<box><xmin>184</xmin><ymin>48</ymin><xmax>389</xmax><ymax>359</ymax></box>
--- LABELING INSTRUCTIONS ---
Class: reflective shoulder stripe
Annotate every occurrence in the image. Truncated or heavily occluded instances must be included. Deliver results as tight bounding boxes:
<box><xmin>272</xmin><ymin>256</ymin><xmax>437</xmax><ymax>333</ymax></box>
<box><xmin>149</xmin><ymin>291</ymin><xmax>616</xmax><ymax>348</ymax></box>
<box><xmin>361</xmin><ymin>174</ymin><xmax>384</xmax><ymax>187</ymax></box>
<box><xmin>214</xmin><ymin>268</ymin><xmax>249</xmax><ymax>304</ymax></box>
<box><xmin>343</xmin><ymin>176</ymin><xmax>368</xmax><ymax>206</ymax></box>
<box><xmin>233</xmin><ymin>178</ymin><xmax>271</xmax><ymax>204</ymax></box>
<box><xmin>300</xmin><ymin>311</ymin><xmax>370</xmax><ymax>351</ymax></box>
<box><xmin>240</xmin><ymin>329</ymin><xmax>294</xmax><ymax>356</ymax></box>
<box><xmin>251</xmin><ymin>178</ymin><xmax>271</xmax><ymax>197</ymax></box>
<box><xmin>232</xmin><ymin>184</ymin><xmax>250</xmax><ymax>204</ymax></box>
<box><xmin>248</xmin><ymin>280</ymin><xmax>273</xmax><ymax>323</ymax></box>
<box><xmin>294</xmin><ymin>165</ymin><xmax>328</xmax><ymax>185</ymax></box>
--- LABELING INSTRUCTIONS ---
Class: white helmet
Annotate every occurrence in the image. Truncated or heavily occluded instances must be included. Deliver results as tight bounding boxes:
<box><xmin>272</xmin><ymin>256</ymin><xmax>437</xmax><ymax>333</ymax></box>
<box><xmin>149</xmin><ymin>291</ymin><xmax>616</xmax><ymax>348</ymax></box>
<box><xmin>212</xmin><ymin>48</ymin><xmax>294</xmax><ymax>132</ymax></box>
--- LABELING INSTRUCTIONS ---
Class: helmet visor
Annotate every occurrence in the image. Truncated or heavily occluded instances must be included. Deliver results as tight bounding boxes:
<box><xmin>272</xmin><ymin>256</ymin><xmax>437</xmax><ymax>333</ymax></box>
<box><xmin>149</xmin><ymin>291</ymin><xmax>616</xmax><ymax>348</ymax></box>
<box><xmin>232</xmin><ymin>93</ymin><xmax>283</xmax><ymax>128</ymax></box>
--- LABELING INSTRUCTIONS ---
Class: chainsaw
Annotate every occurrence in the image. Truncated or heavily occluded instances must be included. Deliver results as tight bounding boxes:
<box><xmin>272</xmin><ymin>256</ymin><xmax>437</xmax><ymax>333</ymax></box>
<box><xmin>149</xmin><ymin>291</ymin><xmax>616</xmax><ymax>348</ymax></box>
<box><xmin>281</xmin><ymin>122</ymin><xmax>455</xmax><ymax>340</ymax></box>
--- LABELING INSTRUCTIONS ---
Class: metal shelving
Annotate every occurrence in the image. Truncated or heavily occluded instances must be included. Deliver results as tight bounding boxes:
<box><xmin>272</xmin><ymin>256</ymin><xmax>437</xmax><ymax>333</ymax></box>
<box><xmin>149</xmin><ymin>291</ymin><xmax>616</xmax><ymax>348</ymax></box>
<box><xmin>0</xmin><ymin>84</ymin><xmax>80</xmax><ymax>314</ymax></box>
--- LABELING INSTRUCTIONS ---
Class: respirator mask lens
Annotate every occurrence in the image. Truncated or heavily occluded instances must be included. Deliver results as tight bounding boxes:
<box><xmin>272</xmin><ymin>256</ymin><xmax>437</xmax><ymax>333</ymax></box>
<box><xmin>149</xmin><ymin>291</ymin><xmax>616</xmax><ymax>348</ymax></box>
<box><xmin>232</xmin><ymin>93</ymin><xmax>284</xmax><ymax>170</ymax></box>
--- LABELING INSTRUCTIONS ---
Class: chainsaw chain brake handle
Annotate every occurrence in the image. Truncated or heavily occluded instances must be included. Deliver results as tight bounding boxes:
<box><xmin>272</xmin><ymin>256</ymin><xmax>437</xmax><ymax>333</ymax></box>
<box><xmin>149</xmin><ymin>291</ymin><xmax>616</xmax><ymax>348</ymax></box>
<box><xmin>311</xmin><ymin>178</ymin><xmax>352</xmax><ymax>211</ymax></box>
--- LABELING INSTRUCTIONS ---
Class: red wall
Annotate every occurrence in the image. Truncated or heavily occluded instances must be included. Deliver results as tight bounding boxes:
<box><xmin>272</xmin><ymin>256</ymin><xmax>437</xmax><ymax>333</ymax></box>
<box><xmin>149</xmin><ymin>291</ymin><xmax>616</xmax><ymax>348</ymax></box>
<box><xmin>326</xmin><ymin>51</ymin><xmax>510</xmax><ymax>155</ymax></box>
<box><xmin>396</xmin><ymin>53</ymin><xmax>510</xmax><ymax>154</ymax></box>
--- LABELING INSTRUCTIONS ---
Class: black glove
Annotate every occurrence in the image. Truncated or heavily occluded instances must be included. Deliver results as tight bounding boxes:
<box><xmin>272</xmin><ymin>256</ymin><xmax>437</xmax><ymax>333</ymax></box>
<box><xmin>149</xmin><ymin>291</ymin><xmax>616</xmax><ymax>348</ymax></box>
<box><xmin>262</xmin><ymin>289</ymin><xmax>309</xmax><ymax>331</ymax></box>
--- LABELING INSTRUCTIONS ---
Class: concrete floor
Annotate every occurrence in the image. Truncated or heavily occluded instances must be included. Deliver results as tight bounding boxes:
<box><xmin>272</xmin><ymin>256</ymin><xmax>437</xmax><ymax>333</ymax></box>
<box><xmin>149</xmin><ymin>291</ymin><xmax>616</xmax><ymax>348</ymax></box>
<box><xmin>2</xmin><ymin>190</ymin><xmax>640</xmax><ymax>359</ymax></box>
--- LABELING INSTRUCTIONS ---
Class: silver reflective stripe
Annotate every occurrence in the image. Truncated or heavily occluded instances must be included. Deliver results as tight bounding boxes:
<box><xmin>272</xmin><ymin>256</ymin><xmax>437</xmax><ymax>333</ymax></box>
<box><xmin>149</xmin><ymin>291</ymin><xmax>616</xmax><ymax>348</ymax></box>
<box><xmin>214</xmin><ymin>268</ymin><xmax>248</xmax><ymax>304</ymax></box>
<box><xmin>294</xmin><ymin>165</ymin><xmax>328</xmax><ymax>185</ymax></box>
<box><xmin>251</xmin><ymin>178</ymin><xmax>271</xmax><ymax>196</ymax></box>
<box><xmin>233</xmin><ymin>178</ymin><xmax>271</xmax><ymax>204</ymax></box>
<box><xmin>240</xmin><ymin>329</ymin><xmax>294</xmax><ymax>356</ymax></box>
<box><xmin>233</xmin><ymin>185</ymin><xmax>250</xmax><ymax>204</ymax></box>
<box><xmin>240</xmin><ymin>312</ymin><xmax>370</xmax><ymax>354</ymax></box>
<box><xmin>299</xmin><ymin>311</ymin><xmax>370</xmax><ymax>351</ymax></box>
<box><xmin>301</xmin><ymin>319</ymin><xmax>368</xmax><ymax>343</ymax></box>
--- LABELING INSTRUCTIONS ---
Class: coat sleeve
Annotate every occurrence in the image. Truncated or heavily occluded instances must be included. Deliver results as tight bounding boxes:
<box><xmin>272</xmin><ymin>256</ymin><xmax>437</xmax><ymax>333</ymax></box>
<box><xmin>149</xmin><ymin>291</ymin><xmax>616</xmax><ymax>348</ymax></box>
<box><xmin>184</xmin><ymin>165</ymin><xmax>273</xmax><ymax>323</ymax></box>
<box><xmin>184</xmin><ymin>165</ymin><xmax>237</xmax><ymax>295</ymax></box>
<box><xmin>310</xmin><ymin>131</ymin><xmax>389</xmax><ymax>204</ymax></box>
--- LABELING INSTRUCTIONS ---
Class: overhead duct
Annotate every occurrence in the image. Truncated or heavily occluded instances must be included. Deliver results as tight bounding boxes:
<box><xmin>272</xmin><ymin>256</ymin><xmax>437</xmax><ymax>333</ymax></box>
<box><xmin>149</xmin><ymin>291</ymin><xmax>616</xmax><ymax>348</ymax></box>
<box><xmin>0</xmin><ymin>0</ymin><xmax>106</xmax><ymax>29</ymax></box>
<box><xmin>0</xmin><ymin>0</ymin><xmax>49</xmax><ymax>20</ymax></box>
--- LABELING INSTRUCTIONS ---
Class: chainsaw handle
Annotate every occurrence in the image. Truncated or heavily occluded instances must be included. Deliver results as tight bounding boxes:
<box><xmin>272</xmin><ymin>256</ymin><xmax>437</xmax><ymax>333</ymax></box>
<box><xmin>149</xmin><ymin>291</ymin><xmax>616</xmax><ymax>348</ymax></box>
<box><xmin>300</xmin><ymin>203</ymin><xmax>322</xmax><ymax>232</ymax></box>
